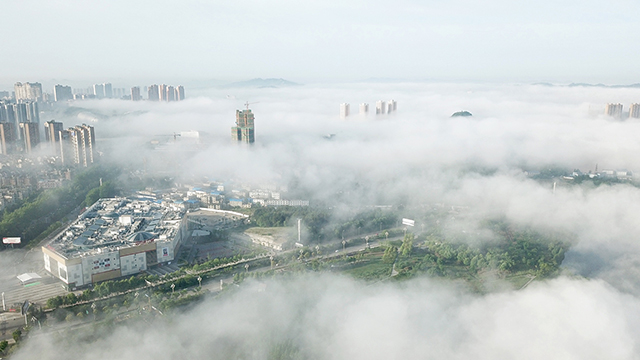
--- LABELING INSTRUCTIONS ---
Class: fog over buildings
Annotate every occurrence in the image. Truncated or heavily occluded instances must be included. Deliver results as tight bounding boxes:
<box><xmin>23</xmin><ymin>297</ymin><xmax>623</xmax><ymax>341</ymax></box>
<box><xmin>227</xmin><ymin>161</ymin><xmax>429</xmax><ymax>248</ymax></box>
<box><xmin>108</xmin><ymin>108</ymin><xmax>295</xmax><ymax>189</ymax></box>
<box><xmin>3</xmin><ymin>0</ymin><xmax>640</xmax><ymax>358</ymax></box>
<box><xmin>1</xmin><ymin>79</ymin><xmax>640</xmax><ymax>358</ymax></box>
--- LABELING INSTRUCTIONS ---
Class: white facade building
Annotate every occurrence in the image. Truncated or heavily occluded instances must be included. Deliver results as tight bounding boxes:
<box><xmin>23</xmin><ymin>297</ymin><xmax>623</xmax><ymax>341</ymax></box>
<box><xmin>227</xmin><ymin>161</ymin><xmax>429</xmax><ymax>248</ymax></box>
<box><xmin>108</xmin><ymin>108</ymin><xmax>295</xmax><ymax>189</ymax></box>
<box><xmin>359</xmin><ymin>103</ymin><xmax>369</xmax><ymax>115</ymax></box>
<box><xmin>340</xmin><ymin>103</ymin><xmax>350</xmax><ymax>118</ymax></box>
<box><xmin>42</xmin><ymin>198</ymin><xmax>188</xmax><ymax>288</ymax></box>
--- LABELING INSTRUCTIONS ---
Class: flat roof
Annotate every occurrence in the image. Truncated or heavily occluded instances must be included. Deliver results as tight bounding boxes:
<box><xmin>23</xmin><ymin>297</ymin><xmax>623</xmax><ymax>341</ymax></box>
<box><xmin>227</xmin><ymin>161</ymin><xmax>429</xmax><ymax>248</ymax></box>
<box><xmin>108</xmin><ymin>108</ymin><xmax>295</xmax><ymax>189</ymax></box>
<box><xmin>44</xmin><ymin>197</ymin><xmax>186</xmax><ymax>260</ymax></box>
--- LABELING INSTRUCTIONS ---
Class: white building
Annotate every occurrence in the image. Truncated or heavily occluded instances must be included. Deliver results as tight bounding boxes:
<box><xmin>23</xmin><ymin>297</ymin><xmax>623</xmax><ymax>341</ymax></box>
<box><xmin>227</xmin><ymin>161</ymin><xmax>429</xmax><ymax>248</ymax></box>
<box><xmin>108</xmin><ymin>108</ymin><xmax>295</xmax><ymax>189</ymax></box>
<box><xmin>359</xmin><ymin>103</ymin><xmax>369</xmax><ymax>115</ymax></box>
<box><xmin>629</xmin><ymin>103</ymin><xmax>640</xmax><ymax>119</ymax></box>
<box><xmin>265</xmin><ymin>199</ymin><xmax>310</xmax><ymax>206</ymax></box>
<box><xmin>42</xmin><ymin>198</ymin><xmax>188</xmax><ymax>288</ymax></box>
<box><xmin>340</xmin><ymin>103</ymin><xmax>350</xmax><ymax>118</ymax></box>
<box><xmin>14</xmin><ymin>82</ymin><xmax>43</xmax><ymax>102</ymax></box>
<box><xmin>605</xmin><ymin>103</ymin><xmax>623</xmax><ymax>118</ymax></box>
<box><xmin>387</xmin><ymin>99</ymin><xmax>397</xmax><ymax>113</ymax></box>
<box><xmin>376</xmin><ymin>100</ymin><xmax>386</xmax><ymax>115</ymax></box>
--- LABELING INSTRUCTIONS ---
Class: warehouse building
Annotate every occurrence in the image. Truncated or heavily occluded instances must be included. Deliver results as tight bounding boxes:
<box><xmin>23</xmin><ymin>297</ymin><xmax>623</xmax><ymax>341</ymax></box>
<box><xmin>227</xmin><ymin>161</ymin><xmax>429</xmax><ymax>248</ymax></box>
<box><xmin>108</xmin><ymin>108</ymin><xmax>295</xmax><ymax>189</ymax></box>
<box><xmin>42</xmin><ymin>197</ymin><xmax>188</xmax><ymax>288</ymax></box>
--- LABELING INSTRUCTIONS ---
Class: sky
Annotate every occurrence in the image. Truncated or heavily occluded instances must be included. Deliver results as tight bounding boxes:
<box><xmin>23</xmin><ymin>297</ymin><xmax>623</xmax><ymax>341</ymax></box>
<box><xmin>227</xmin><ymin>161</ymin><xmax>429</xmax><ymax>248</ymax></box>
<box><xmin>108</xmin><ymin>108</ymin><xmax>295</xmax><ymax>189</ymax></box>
<box><xmin>2</xmin><ymin>0</ymin><xmax>640</xmax><ymax>84</ymax></box>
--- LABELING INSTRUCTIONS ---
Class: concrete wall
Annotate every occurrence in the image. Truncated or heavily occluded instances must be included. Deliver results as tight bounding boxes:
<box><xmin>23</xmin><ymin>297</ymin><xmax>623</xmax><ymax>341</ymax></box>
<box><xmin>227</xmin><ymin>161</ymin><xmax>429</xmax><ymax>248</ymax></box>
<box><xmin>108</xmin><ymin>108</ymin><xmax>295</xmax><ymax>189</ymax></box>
<box><xmin>120</xmin><ymin>252</ymin><xmax>147</xmax><ymax>276</ymax></box>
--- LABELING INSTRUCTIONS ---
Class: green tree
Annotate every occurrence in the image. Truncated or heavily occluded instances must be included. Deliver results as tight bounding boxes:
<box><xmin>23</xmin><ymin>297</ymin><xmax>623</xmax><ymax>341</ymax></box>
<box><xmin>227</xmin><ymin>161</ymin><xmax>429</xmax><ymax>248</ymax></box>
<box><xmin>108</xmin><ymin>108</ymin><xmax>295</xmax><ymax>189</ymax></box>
<box><xmin>84</xmin><ymin>187</ymin><xmax>100</xmax><ymax>206</ymax></box>
<box><xmin>12</xmin><ymin>329</ymin><xmax>21</xmax><ymax>342</ymax></box>
<box><xmin>0</xmin><ymin>340</ymin><xmax>8</xmax><ymax>353</ymax></box>
<box><xmin>382</xmin><ymin>246</ymin><xmax>397</xmax><ymax>263</ymax></box>
<box><xmin>399</xmin><ymin>233</ymin><xmax>414</xmax><ymax>257</ymax></box>
<box><xmin>65</xmin><ymin>292</ymin><xmax>78</xmax><ymax>305</ymax></box>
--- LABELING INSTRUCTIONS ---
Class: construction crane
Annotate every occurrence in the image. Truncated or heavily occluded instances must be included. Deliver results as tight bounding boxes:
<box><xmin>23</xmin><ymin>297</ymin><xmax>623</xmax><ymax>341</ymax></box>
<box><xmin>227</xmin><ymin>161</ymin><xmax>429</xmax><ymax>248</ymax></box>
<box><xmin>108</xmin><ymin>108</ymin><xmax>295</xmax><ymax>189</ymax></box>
<box><xmin>244</xmin><ymin>101</ymin><xmax>259</xmax><ymax>110</ymax></box>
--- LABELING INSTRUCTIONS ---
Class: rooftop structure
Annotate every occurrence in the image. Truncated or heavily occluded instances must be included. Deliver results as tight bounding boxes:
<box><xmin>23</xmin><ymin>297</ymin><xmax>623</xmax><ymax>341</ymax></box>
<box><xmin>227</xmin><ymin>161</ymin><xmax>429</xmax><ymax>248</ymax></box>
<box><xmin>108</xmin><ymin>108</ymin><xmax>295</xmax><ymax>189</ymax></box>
<box><xmin>42</xmin><ymin>197</ymin><xmax>188</xmax><ymax>288</ymax></box>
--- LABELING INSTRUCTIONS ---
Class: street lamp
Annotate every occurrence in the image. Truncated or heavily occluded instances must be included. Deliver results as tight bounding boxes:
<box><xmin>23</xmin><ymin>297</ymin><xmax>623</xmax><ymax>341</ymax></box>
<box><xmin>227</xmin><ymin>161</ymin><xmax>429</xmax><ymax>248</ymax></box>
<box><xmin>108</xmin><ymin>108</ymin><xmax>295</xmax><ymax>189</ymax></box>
<box><xmin>1</xmin><ymin>292</ymin><xmax>4</xmax><ymax>311</ymax></box>
<box><xmin>91</xmin><ymin>303</ymin><xmax>96</xmax><ymax>321</ymax></box>
<box><xmin>31</xmin><ymin>316</ymin><xmax>41</xmax><ymax>330</ymax></box>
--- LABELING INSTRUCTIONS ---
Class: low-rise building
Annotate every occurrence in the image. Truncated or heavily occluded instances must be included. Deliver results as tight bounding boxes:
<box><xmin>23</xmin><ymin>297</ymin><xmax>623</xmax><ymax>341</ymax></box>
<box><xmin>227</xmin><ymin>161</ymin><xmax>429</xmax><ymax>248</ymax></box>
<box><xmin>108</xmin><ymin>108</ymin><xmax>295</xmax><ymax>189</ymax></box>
<box><xmin>42</xmin><ymin>197</ymin><xmax>188</xmax><ymax>288</ymax></box>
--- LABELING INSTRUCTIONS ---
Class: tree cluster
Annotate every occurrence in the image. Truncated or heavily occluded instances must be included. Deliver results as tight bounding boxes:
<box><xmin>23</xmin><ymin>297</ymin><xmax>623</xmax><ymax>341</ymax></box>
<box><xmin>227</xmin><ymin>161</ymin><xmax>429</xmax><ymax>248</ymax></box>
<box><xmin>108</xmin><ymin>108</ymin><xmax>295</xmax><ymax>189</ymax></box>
<box><xmin>252</xmin><ymin>207</ymin><xmax>397</xmax><ymax>243</ymax></box>
<box><xmin>396</xmin><ymin>222</ymin><xmax>568</xmax><ymax>278</ymax></box>
<box><xmin>0</xmin><ymin>165</ymin><xmax>120</xmax><ymax>248</ymax></box>
<box><xmin>252</xmin><ymin>206</ymin><xmax>330</xmax><ymax>240</ymax></box>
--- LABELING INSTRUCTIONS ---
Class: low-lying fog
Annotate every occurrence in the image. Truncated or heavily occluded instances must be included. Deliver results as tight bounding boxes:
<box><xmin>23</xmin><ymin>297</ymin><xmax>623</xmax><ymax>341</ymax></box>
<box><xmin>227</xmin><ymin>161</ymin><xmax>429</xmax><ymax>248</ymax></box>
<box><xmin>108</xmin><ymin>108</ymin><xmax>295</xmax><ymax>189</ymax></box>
<box><xmin>15</xmin><ymin>275</ymin><xmax>640</xmax><ymax>360</ymax></box>
<box><xmin>8</xmin><ymin>82</ymin><xmax>640</xmax><ymax>358</ymax></box>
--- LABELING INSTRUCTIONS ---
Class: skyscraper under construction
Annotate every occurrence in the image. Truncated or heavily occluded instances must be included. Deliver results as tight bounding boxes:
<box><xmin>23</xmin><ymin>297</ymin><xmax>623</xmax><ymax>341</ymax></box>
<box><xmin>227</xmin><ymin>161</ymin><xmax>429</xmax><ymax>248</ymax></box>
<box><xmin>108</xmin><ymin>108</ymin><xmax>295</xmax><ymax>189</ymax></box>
<box><xmin>232</xmin><ymin>107</ymin><xmax>255</xmax><ymax>144</ymax></box>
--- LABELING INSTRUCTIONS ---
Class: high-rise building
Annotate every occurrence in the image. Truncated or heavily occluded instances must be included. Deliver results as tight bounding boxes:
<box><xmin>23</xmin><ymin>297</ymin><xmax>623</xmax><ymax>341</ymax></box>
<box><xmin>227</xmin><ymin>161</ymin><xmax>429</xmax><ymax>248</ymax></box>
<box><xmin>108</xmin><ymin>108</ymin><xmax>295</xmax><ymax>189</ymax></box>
<box><xmin>131</xmin><ymin>87</ymin><xmax>141</xmax><ymax>101</ymax></box>
<box><xmin>54</xmin><ymin>85</ymin><xmax>73</xmax><ymax>102</ymax></box>
<box><xmin>387</xmin><ymin>100</ymin><xmax>397</xmax><ymax>113</ymax></box>
<box><xmin>26</xmin><ymin>102</ymin><xmax>39</xmax><ymax>124</ymax></box>
<box><xmin>340</xmin><ymin>103</ymin><xmax>350</xmax><ymax>118</ymax></box>
<box><xmin>166</xmin><ymin>85</ymin><xmax>175</xmax><ymax>101</ymax></box>
<box><xmin>0</xmin><ymin>103</ymin><xmax>15</xmax><ymax>124</ymax></box>
<box><xmin>61</xmin><ymin>124</ymin><xmax>95</xmax><ymax>166</ymax></box>
<box><xmin>159</xmin><ymin>84</ymin><xmax>168</xmax><ymax>101</ymax></box>
<box><xmin>629</xmin><ymin>104</ymin><xmax>640</xmax><ymax>119</ymax></box>
<box><xmin>376</xmin><ymin>100</ymin><xmax>386</xmax><ymax>115</ymax></box>
<box><xmin>19</xmin><ymin>122</ymin><xmax>39</xmax><ymax>153</ymax></box>
<box><xmin>59</xmin><ymin>129</ymin><xmax>72</xmax><ymax>164</ymax></box>
<box><xmin>0</xmin><ymin>122</ymin><xmax>16</xmax><ymax>155</ymax></box>
<box><xmin>93</xmin><ymin>84</ymin><xmax>105</xmax><ymax>99</ymax></box>
<box><xmin>605</xmin><ymin>103</ymin><xmax>623</xmax><ymax>118</ymax></box>
<box><xmin>0</xmin><ymin>104</ymin><xmax>17</xmax><ymax>140</ymax></box>
<box><xmin>359</xmin><ymin>103</ymin><xmax>369</xmax><ymax>115</ymax></box>
<box><xmin>147</xmin><ymin>84</ymin><xmax>184</xmax><ymax>102</ymax></box>
<box><xmin>14</xmin><ymin>103</ymin><xmax>28</xmax><ymax>124</ymax></box>
<box><xmin>44</xmin><ymin>120</ymin><xmax>64</xmax><ymax>154</ymax></box>
<box><xmin>14</xmin><ymin>82</ymin><xmax>43</xmax><ymax>102</ymax></box>
<box><xmin>148</xmin><ymin>85</ymin><xmax>160</xmax><ymax>101</ymax></box>
<box><xmin>104</xmin><ymin>83</ymin><xmax>113</xmax><ymax>98</ymax></box>
<box><xmin>176</xmin><ymin>86</ymin><xmax>185</xmax><ymax>101</ymax></box>
<box><xmin>232</xmin><ymin>108</ymin><xmax>255</xmax><ymax>144</ymax></box>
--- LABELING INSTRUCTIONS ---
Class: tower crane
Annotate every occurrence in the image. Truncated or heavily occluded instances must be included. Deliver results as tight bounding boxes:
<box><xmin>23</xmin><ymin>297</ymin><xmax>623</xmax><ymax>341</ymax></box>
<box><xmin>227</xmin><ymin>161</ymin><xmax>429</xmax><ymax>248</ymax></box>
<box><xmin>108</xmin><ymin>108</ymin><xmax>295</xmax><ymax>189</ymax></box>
<box><xmin>244</xmin><ymin>101</ymin><xmax>259</xmax><ymax>110</ymax></box>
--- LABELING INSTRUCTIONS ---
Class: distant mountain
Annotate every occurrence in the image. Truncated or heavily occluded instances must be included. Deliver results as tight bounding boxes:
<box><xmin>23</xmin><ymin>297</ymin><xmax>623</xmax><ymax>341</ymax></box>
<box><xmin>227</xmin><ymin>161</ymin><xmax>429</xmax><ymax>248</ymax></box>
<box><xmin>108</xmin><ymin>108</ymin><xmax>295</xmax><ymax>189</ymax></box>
<box><xmin>533</xmin><ymin>82</ymin><xmax>640</xmax><ymax>88</ymax></box>
<box><xmin>223</xmin><ymin>78</ymin><xmax>301</xmax><ymax>88</ymax></box>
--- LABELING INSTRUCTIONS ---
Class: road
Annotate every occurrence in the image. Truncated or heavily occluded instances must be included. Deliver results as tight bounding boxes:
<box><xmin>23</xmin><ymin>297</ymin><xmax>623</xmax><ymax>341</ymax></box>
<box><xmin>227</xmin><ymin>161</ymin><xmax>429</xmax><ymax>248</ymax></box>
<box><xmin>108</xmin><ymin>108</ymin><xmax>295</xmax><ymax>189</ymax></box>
<box><xmin>0</xmin><ymin>312</ymin><xmax>26</xmax><ymax>341</ymax></box>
